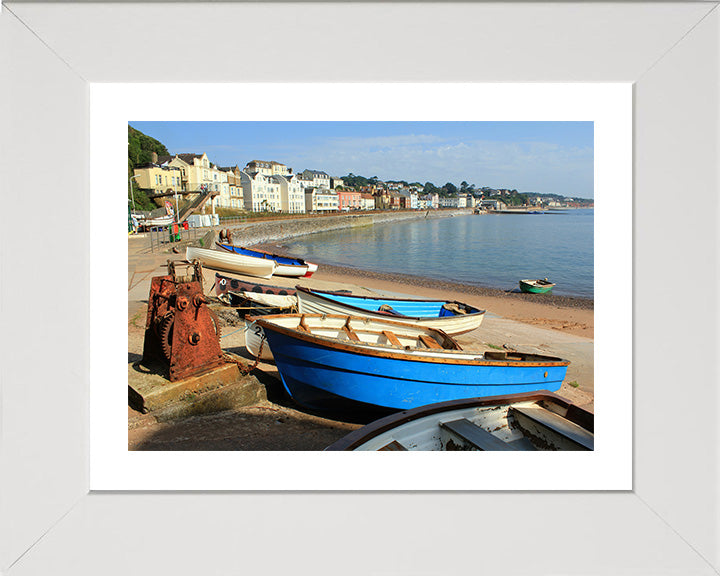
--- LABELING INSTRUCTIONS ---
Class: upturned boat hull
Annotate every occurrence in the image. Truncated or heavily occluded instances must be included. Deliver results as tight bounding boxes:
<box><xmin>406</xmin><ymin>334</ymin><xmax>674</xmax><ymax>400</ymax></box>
<box><xmin>252</xmin><ymin>314</ymin><xmax>569</xmax><ymax>413</ymax></box>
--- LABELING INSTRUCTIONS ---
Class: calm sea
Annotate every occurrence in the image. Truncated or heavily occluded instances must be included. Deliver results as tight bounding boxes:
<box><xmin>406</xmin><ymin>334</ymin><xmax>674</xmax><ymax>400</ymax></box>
<box><xmin>282</xmin><ymin>209</ymin><xmax>594</xmax><ymax>299</ymax></box>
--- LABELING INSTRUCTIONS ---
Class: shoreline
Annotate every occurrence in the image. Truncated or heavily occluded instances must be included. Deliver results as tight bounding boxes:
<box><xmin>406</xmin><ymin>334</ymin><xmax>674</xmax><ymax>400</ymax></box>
<box><xmin>252</xmin><ymin>242</ymin><xmax>594</xmax><ymax>339</ymax></box>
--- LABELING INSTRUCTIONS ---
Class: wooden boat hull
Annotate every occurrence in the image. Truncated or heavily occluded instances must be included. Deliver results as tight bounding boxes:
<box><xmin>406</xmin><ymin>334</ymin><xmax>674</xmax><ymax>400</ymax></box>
<box><xmin>186</xmin><ymin>246</ymin><xmax>276</xmax><ymax>279</ymax></box>
<box><xmin>519</xmin><ymin>279</ymin><xmax>555</xmax><ymax>294</ymax></box>
<box><xmin>245</xmin><ymin>320</ymin><xmax>275</xmax><ymax>360</ymax></box>
<box><xmin>216</xmin><ymin>243</ymin><xmax>316</xmax><ymax>277</ymax></box>
<box><xmin>295</xmin><ymin>286</ymin><xmax>486</xmax><ymax>335</ymax></box>
<box><xmin>215</xmin><ymin>273</ymin><xmax>297</xmax><ymax>300</ymax></box>
<box><xmin>251</xmin><ymin>314</ymin><xmax>569</xmax><ymax>413</ymax></box>
<box><xmin>325</xmin><ymin>392</ymin><xmax>593</xmax><ymax>451</ymax></box>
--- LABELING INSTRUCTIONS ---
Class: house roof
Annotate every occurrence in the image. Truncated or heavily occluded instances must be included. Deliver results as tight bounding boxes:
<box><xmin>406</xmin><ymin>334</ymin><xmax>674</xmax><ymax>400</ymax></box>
<box><xmin>176</xmin><ymin>153</ymin><xmax>204</xmax><ymax>164</ymax></box>
<box><xmin>302</xmin><ymin>169</ymin><xmax>329</xmax><ymax>177</ymax></box>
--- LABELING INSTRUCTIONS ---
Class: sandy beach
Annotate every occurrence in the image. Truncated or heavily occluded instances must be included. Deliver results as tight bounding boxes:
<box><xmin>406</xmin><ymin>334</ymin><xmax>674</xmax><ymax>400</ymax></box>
<box><xmin>128</xmin><ymin>232</ymin><xmax>594</xmax><ymax>450</ymax></box>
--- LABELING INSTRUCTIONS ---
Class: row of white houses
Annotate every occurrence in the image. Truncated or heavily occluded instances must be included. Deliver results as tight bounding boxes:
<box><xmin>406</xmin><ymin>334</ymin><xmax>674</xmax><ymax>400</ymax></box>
<box><xmin>133</xmin><ymin>153</ymin><xmax>476</xmax><ymax>214</ymax></box>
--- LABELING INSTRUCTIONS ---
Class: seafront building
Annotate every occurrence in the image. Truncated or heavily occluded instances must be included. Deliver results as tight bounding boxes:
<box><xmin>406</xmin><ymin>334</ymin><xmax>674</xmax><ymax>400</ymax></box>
<box><xmin>359</xmin><ymin>193</ymin><xmax>375</xmax><ymax>211</ymax></box>
<box><xmin>337</xmin><ymin>189</ymin><xmax>362</xmax><ymax>211</ymax></box>
<box><xmin>167</xmin><ymin>153</ymin><xmax>226</xmax><ymax>195</ymax></box>
<box><xmin>244</xmin><ymin>160</ymin><xmax>292</xmax><ymax>177</ymax></box>
<box><xmin>218</xmin><ymin>166</ymin><xmax>244</xmax><ymax>209</ymax></box>
<box><xmin>239</xmin><ymin>170</ymin><xmax>282</xmax><ymax>212</ymax></box>
<box><xmin>398</xmin><ymin>188</ymin><xmax>419</xmax><ymax>210</ymax></box>
<box><xmin>418</xmin><ymin>192</ymin><xmax>439</xmax><ymax>210</ymax></box>
<box><xmin>272</xmin><ymin>174</ymin><xmax>306</xmax><ymax>214</ymax></box>
<box><xmin>300</xmin><ymin>169</ymin><xmax>331</xmax><ymax>190</ymax></box>
<box><xmin>132</xmin><ymin>163</ymin><xmax>184</xmax><ymax>195</ymax></box>
<box><xmin>305</xmin><ymin>188</ymin><xmax>339</xmax><ymax>213</ymax></box>
<box><xmin>438</xmin><ymin>194</ymin><xmax>469</xmax><ymax>209</ymax></box>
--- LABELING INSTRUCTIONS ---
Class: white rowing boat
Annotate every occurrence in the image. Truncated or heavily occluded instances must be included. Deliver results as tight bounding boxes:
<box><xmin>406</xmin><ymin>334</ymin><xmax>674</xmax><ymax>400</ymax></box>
<box><xmin>186</xmin><ymin>246</ymin><xmax>276</xmax><ymax>279</ymax></box>
<box><xmin>325</xmin><ymin>392</ymin><xmax>594</xmax><ymax>451</ymax></box>
<box><xmin>295</xmin><ymin>286</ymin><xmax>486</xmax><ymax>335</ymax></box>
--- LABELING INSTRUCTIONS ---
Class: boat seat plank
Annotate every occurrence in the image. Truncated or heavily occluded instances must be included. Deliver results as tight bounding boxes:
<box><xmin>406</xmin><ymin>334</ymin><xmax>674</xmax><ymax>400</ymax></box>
<box><xmin>440</xmin><ymin>418</ymin><xmax>517</xmax><ymax>451</ymax></box>
<box><xmin>419</xmin><ymin>334</ymin><xmax>442</xmax><ymax>349</ymax></box>
<box><xmin>509</xmin><ymin>406</ymin><xmax>594</xmax><ymax>450</ymax></box>
<box><xmin>342</xmin><ymin>326</ymin><xmax>360</xmax><ymax>342</ymax></box>
<box><xmin>382</xmin><ymin>330</ymin><xmax>402</xmax><ymax>346</ymax></box>
<box><xmin>378</xmin><ymin>440</ymin><xmax>408</xmax><ymax>451</ymax></box>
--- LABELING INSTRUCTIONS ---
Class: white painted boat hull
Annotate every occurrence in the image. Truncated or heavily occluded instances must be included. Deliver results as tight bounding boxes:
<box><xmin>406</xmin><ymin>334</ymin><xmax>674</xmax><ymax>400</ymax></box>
<box><xmin>186</xmin><ymin>246</ymin><xmax>276</xmax><ymax>279</ymax></box>
<box><xmin>238</xmin><ymin>291</ymin><xmax>297</xmax><ymax>309</ymax></box>
<box><xmin>296</xmin><ymin>290</ymin><xmax>485</xmax><ymax>335</ymax></box>
<box><xmin>244</xmin><ymin>320</ymin><xmax>274</xmax><ymax>360</ymax></box>
<box><xmin>273</xmin><ymin>263</ymin><xmax>310</xmax><ymax>277</ymax></box>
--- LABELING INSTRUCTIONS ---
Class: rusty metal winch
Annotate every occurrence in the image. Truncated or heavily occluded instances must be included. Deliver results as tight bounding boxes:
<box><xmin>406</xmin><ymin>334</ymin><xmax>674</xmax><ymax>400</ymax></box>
<box><xmin>142</xmin><ymin>260</ymin><xmax>227</xmax><ymax>381</ymax></box>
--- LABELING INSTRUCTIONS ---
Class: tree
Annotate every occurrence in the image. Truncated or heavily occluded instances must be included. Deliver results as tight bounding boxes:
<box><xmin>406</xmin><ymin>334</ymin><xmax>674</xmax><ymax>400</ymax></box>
<box><xmin>128</xmin><ymin>125</ymin><xmax>171</xmax><ymax>211</ymax></box>
<box><xmin>423</xmin><ymin>181</ymin><xmax>439</xmax><ymax>195</ymax></box>
<box><xmin>441</xmin><ymin>182</ymin><xmax>457</xmax><ymax>196</ymax></box>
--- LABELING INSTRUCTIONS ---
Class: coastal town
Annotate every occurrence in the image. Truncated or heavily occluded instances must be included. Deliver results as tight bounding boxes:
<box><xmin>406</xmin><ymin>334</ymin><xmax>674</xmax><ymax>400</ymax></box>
<box><xmin>128</xmin><ymin>123</ymin><xmax>594</xmax><ymax>453</ymax></box>
<box><xmin>129</xmin><ymin>126</ymin><xmax>593</xmax><ymax>227</ymax></box>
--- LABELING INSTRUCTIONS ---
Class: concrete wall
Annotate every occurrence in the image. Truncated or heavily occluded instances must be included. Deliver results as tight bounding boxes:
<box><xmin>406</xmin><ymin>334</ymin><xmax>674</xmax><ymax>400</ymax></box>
<box><xmin>224</xmin><ymin>210</ymin><xmax>469</xmax><ymax>246</ymax></box>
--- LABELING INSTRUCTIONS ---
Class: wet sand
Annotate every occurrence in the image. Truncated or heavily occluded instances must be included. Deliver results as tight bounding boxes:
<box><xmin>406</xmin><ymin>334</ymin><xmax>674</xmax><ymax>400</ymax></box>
<box><xmin>253</xmin><ymin>242</ymin><xmax>594</xmax><ymax>340</ymax></box>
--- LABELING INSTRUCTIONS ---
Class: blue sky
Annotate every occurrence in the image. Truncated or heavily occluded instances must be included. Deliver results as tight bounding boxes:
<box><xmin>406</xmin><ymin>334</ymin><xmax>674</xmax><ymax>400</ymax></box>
<box><xmin>130</xmin><ymin>121</ymin><xmax>594</xmax><ymax>198</ymax></box>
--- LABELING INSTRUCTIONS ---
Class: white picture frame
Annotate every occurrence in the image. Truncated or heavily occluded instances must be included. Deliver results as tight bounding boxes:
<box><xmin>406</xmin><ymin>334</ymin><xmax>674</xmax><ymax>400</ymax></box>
<box><xmin>1</xmin><ymin>3</ymin><xmax>718</xmax><ymax>574</ymax></box>
<box><xmin>92</xmin><ymin>82</ymin><xmax>630</xmax><ymax>492</ymax></box>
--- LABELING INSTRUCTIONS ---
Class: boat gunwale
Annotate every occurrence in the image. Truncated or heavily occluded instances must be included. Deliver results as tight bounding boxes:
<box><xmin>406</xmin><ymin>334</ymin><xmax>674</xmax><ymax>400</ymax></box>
<box><xmin>324</xmin><ymin>391</ymin><xmax>589</xmax><ymax>450</ymax></box>
<box><xmin>249</xmin><ymin>313</ymin><xmax>570</xmax><ymax>367</ymax></box>
<box><xmin>519</xmin><ymin>279</ymin><xmax>556</xmax><ymax>288</ymax></box>
<box><xmin>295</xmin><ymin>286</ymin><xmax>487</xmax><ymax>319</ymax></box>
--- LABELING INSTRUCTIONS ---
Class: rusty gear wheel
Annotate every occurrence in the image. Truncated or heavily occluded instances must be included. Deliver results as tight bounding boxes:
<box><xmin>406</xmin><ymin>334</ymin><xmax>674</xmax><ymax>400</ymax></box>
<box><xmin>159</xmin><ymin>312</ymin><xmax>174</xmax><ymax>362</ymax></box>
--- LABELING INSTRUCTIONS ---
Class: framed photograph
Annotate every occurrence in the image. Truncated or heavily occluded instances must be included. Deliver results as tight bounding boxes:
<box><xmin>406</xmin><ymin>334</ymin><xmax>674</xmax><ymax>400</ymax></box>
<box><xmin>100</xmin><ymin>83</ymin><xmax>627</xmax><ymax>491</ymax></box>
<box><xmin>2</xmin><ymin>2</ymin><xmax>718</xmax><ymax>574</ymax></box>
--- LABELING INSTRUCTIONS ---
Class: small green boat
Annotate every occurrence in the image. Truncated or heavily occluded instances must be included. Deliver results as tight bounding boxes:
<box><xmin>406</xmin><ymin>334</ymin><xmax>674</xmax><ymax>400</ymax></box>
<box><xmin>519</xmin><ymin>278</ymin><xmax>555</xmax><ymax>294</ymax></box>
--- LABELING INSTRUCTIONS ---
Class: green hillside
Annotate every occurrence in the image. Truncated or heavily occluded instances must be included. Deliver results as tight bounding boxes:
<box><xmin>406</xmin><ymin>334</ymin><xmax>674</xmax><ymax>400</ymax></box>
<box><xmin>128</xmin><ymin>125</ymin><xmax>170</xmax><ymax>211</ymax></box>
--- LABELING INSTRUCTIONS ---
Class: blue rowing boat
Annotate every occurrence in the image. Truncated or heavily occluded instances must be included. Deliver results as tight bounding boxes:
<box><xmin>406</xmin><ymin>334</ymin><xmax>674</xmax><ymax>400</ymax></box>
<box><xmin>215</xmin><ymin>243</ymin><xmax>318</xmax><ymax>277</ymax></box>
<box><xmin>249</xmin><ymin>313</ymin><xmax>570</xmax><ymax>413</ymax></box>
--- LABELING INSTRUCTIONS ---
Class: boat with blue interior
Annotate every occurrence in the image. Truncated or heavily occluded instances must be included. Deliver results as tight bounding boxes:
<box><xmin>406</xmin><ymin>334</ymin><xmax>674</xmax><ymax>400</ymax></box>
<box><xmin>295</xmin><ymin>286</ymin><xmax>485</xmax><ymax>335</ymax></box>
<box><xmin>216</xmin><ymin>243</ymin><xmax>317</xmax><ymax>278</ymax></box>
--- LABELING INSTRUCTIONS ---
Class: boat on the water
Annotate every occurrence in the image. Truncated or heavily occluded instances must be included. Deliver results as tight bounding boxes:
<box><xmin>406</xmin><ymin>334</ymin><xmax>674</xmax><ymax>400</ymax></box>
<box><xmin>295</xmin><ymin>286</ymin><xmax>486</xmax><ymax>335</ymax></box>
<box><xmin>325</xmin><ymin>391</ymin><xmax>593</xmax><ymax>451</ymax></box>
<box><xmin>216</xmin><ymin>243</ymin><xmax>317</xmax><ymax>277</ymax></box>
<box><xmin>186</xmin><ymin>246</ymin><xmax>276</xmax><ymax>279</ymax></box>
<box><xmin>248</xmin><ymin>313</ymin><xmax>570</xmax><ymax>413</ymax></box>
<box><xmin>519</xmin><ymin>278</ymin><xmax>555</xmax><ymax>294</ymax></box>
